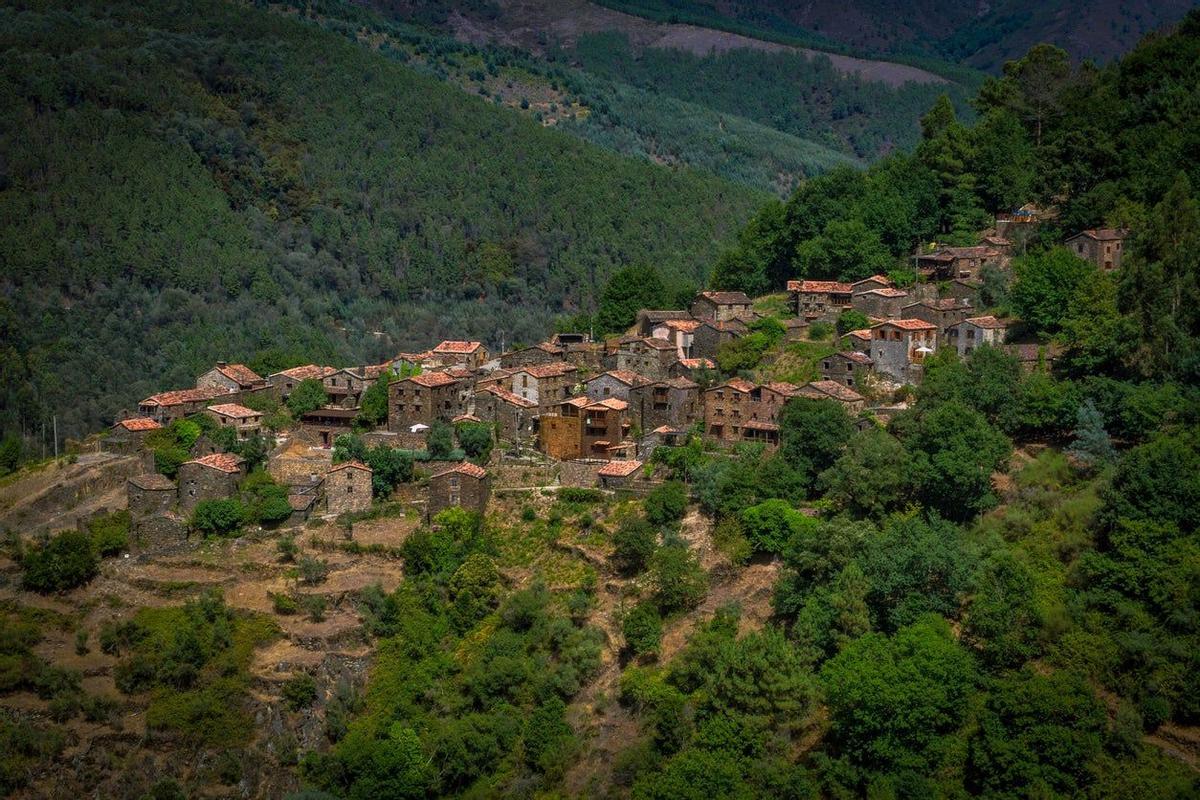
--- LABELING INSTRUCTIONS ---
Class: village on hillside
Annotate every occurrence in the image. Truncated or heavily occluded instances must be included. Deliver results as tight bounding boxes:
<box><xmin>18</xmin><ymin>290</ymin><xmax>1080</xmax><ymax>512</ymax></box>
<box><xmin>96</xmin><ymin>216</ymin><xmax>1125</xmax><ymax>546</ymax></box>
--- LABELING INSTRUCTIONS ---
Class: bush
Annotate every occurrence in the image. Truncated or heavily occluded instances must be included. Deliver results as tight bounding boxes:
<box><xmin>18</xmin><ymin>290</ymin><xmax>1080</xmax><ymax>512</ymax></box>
<box><xmin>622</xmin><ymin>602</ymin><xmax>662</xmax><ymax>656</ymax></box>
<box><xmin>22</xmin><ymin>530</ymin><xmax>100</xmax><ymax>593</ymax></box>
<box><xmin>191</xmin><ymin>499</ymin><xmax>246</xmax><ymax>536</ymax></box>
<box><xmin>88</xmin><ymin>511</ymin><xmax>130</xmax><ymax>557</ymax></box>
<box><xmin>270</xmin><ymin>592</ymin><xmax>298</xmax><ymax>615</ymax></box>
<box><xmin>808</xmin><ymin>321</ymin><xmax>833</xmax><ymax>340</ymax></box>
<box><xmin>643</xmin><ymin>481</ymin><xmax>688</xmax><ymax>526</ymax></box>
<box><xmin>558</xmin><ymin>487</ymin><xmax>604</xmax><ymax>504</ymax></box>
<box><xmin>612</xmin><ymin>518</ymin><xmax>658</xmax><ymax>575</ymax></box>
<box><xmin>649</xmin><ymin>544</ymin><xmax>708</xmax><ymax>613</ymax></box>
<box><xmin>298</xmin><ymin>556</ymin><xmax>330</xmax><ymax>585</ymax></box>
<box><xmin>276</xmin><ymin>535</ymin><xmax>299</xmax><ymax>563</ymax></box>
<box><xmin>287</xmin><ymin>379</ymin><xmax>328</xmax><ymax>417</ymax></box>
<box><xmin>300</xmin><ymin>594</ymin><xmax>328</xmax><ymax>622</ymax></box>
<box><xmin>282</xmin><ymin>672</ymin><xmax>318</xmax><ymax>711</ymax></box>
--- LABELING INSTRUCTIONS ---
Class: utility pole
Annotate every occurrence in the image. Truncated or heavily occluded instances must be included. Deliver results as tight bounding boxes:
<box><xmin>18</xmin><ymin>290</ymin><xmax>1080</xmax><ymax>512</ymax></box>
<box><xmin>53</xmin><ymin>415</ymin><xmax>58</xmax><ymax>460</ymax></box>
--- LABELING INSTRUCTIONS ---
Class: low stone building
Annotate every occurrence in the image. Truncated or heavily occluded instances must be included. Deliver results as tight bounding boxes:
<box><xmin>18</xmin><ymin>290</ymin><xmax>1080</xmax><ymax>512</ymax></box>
<box><xmin>138</xmin><ymin>386</ymin><xmax>233</xmax><ymax>423</ymax></box>
<box><xmin>474</xmin><ymin>386</ymin><xmax>537</xmax><ymax>444</ymax></box>
<box><xmin>428</xmin><ymin>462</ymin><xmax>490</xmax><ymax>519</ymax></box>
<box><xmin>205</xmin><ymin>403</ymin><xmax>263</xmax><ymax>441</ymax></box>
<box><xmin>650</xmin><ymin>319</ymin><xmax>703</xmax><ymax>359</ymax></box>
<box><xmin>853</xmin><ymin>287</ymin><xmax>910</xmax><ymax>320</ymax></box>
<box><xmin>106</xmin><ymin>417</ymin><xmax>162</xmax><ymax>453</ymax></box>
<box><xmin>944</xmin><ymin>278</ymin><xmax>983</xmax><ymax>305</ymax></box>
<box><xmin>820</xmin><ymin>351</ymin><xmax>874</xmax><ymax>390</ymax></box>
<box><xmin>946</xmin><ymin>315</ymin><xmax>1010</xmax><ymax>357</ymax></box>
<box><xmin>690</xmin><ymin>291</ymin><xmax>754</xmax><ymax>322</ymax></box>
<box><xmin>267</xmin><ymin>364</ymin><xmax>335</xmax><ymax>399</ymax></box>
<box><xmin>325</xmin><ymin>461</ymin><xmax>373</xmax><ymax>515</ymax></box>
<box><xmin>669</xmin><ymin>358</ymin><xmax>718</xmax><ymax>382</ymax></box>
<box><xmin>867</xmin><ymin>319</ymin><xmax>938</xmax><ymax>383</ymax></box>
<box><xmin>539</xmin><ymin>397</ymin><xmax>630</xmax><ymax>461</ymax></box>
<box><xmin>299</xmin><ymin>407</ymin><xmax>357</xmax><ymax>448</ymax></box>
<box><xmin>597</xmin><ymin>459</ymin><xmax>643</xmax><ymax>490</ymax></box>
<box><xmin>690</xmin><ymin>320</ymin><xmax>743</xmax><ymax>361</ymax></box>
<box><xmin>178</xmin><ymin>453</ymin><xmax>245</xmax><ymax>514</ymax></box>
<box><xmin>388</xmin><ymin>372</ymin><xmax>467</xmax><ymax>432</ymax></box>
<box><xmin>499</xmin><ymin>342</ymin><xmax>564</xmax><ymax>370</ymax></box>
<box><xmin>703</xmin><ymin>378</ymin><xmax>796</xmax><ymax>447</ymax></box>
<box><xmin>914</xmin><ymin>245</ymin><xmax>1003</xmax><ymax>281</ymax></box>
<box><xmin>615</xmin><ymin>337</ymin><xmax>677</xmax><ymax>380</ymax></box>
<box><xmin>628</xmin><ymin>377</ymin><xmax>701</xmax><ymax>434</ymax></box>
<box><xmin>1065</xmin><ymin>228</ymin><xmax>1128</xmax><ymax>271</ymax></box>
<box><xmin>851</xmin><ymin>275</ymin><xmax>893</xmax><ymax>295</ymax></box>
<box><xmin>636</xmin><ymin>310</ymin><xmax>692</xmax><ymax>337</ymax></box>
<box><xmin>900</xmin><ymin>299</ymin><xmax>974</xmax><ymax>336</ymax></box>
<box><xmin>508</xmin><ymin>362</ymin><xmax>579</xmax><ymax>416</ymax></box>
<box><xmin>196</xmin><ymin>363</ymin><xmax>268</xmax><ymax>393</ymax></box>
<box><xmin>789</xmin><ymin>280</ymin><xmax>854</xmax><ymax>321</ymax></box>
<box><xmin>268</xmin><ymin>440</ymin><xmax>333</xmax><ymax>489</ymax></box>
<box><xmin>432</xmin><ymin>340</ymin><xmax>489</xmax><ymax>370</ymax></box>
<box><xmin>782</xmin><ymin>317</ymin><xmax>810</xmax><ymax>342</ymax></box>
<box><xmin>843</xmin><ymin>328</ymin><xmax>873</xmax><ymax>355</ymax></box>
<box><xmin>127</xmin><ymin>473</ymin><xmax>177</xmax><ymax>517</ymax></box>
<box><xmin>585</xmin><ymin>370</ymin><xmax>653</xmax><ymax>404</ymax></box>
<box><xmin>795</xmin><ymin>380</ymin><xmax>867</xmax><ymax>414</ymax></box>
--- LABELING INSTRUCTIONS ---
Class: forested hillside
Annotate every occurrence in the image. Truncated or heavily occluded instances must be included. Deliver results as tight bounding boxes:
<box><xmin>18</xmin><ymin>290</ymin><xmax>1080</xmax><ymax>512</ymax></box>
<box><xmin>595</xmin><ymin>0</ymin><xmax>1197</xmax><ymax>70</ymax></box>
<box><xmin>0</xmin><ymin>0</ymin><xmax>763</xmax><ymax>440</ymax></box>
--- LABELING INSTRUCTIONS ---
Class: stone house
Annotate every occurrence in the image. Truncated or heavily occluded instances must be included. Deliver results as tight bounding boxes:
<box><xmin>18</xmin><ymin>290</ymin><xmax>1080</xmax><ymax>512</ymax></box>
<box><xmin>127</xmin><ymin>473</ymin><xmax>177</xmax><ymax>517</ymax></box>
<box><xmin>691</xmin><ymin>320</ymin><xmax>742</xmax><ymax>361</ymax></box>
<box><xmin>615</xmin><ymin>337</ymin><xmax>677</xmax><ymax>380</ymax></box>
<box><xmin>914</xmin><ymin>246</ymin><xmax>1003</xmax><ymax>281</ymax></box>
<box><xmin>325</xmin><ymin>461</ymin><xmax>373</xmax><ymax>515</ymax></box>
<box><xmin>508</xmin><ymin>363</ymin><xmax>579</xmax><ymax>416</ymax></box>
<box><xmin>597</xmin><ymin>459</ymin><xmax>643</xmax><ymax>490</ymax></box>
<box><xmin>944</xmin><ymin>278</ymin><xmax>983</xmax><ymax>305</ymax></box>
<box><xmin>795</xmin><ymin>380</ymin><xmax>867</xmax><ymax>414</ymax></box>
<box><xmin>268</xmin><ymin>365</ymin><xmax>335</xmax><ymax>399</ymax></box>
<box><xmin>196</xmin><ymin>362</ymin><xmax>268</xmax><ymax>394</ymax></box>
<box><xmin>627</xmin><ymin>377</ymin><xmax>701</xmax><ymax>434</ymax></box>
<box><xmin>945</xmin><ymin>315</ymin><xmax>1010</xmax><ymax>357</ymax></box>
<box><xmin>299</xmin><ymin>407</ymin><xmax>357</xmax><ymax>448</ymax></box>
<box><xmin>138</xmin><ymin>386</ymin><xmax>233</xmax><ymax>423</ymax></box>
<box><xmin>820</xmin><ymin>351</ymin><xmax>874</xmax><ymax>390</ymax></box>
<box><xmin>205</xmin><ymin>403</ymin><xmax>263</xmax><ymax>441</ymax></box>
<box><xmin>851</xmin><ymin>275</ymin><xmax>893</xmax><ymax>295</ymax></box>
<box><xmin>853</xmin><ymin>288</ymin><xmax>910</xmax><ymax>320</ymax></box>
<box><xmin>323</xmin><ymin>368</ymin><xmax>374</xmax><ymax>409</ymax></box>
<box><xmin>703</xmin><ymin>378</ymin><xmax>796</xmax><ymax>447</ymax></box>
<box><xmin>782</xmin><ymin>317</ymin><xmax>810</xmax><ymax>342</ymax></box>
<box><xmin>499</xmin><ymin>342</ymin><xmax>564</xmax><ymax>370</ymax></box>
<box><xmin>106</xmin><ymin>417</ymin><xmax>162</xmax><ymax>453</ymax></box>
<box><xmin>391</xmin><ymin>351</ymin><xmax>435</xmax><ymax>372</ymax></box>
<box><xmin>428</xmin><ymin>462</ymin><xmax>490</xmax><ymax>519</ymax></box>
<box><xmin>585</xmin><ymin>370</ymin><xmax>653</xmax><ymax>404</ymax></box>
<box><xmin>432</xmin><ymin>340</ymin><xmax>489</xmax><ymax>370</ymax></box>
<box><xmin>650</xmin><ymin>319</ymin><xmax>703</xmax><ymax>359</ymax></box>
<box><xmin>843</xmin><ymin>328</ymin><xmax>873</xmax><ymax>355</ymax></box>
<box><xmin>473</xmin><ymin>386</ymin><xmax>537</xmax><ymax>443</ymax></box>
<box><xmin>669</xmin><ymin>358</ymin><xmax>718</xmax><ymax>382</ymax></box>
<box><xmin>900</xmin><ymin>299</ymin><xmax>974</xmax><ymax>336</ymax></box>
<box><xmin>1065</xmin><ymin>228</ymin><xmax>1128</xmax><ymax>271</ymax></box>
<box><xmin>789</xmin><ymin>280</ymin><xmax>853</xmax><ymax>321</ymax></box>
<box><xmin>267</xmin><ymin>440</ymin><xmax>332</xmax><ymax>489</ymax></box>
<box><xmin>868</xmin><ymin>319</ymin><xmax>938</xmax><ymax>383</ymax></box>
<box><xmin>388</xmin><ymin>372</ymin><xmax>466</xmax><ymax>432</ymax></box>
<box><xmin>636</xmin><ymin>310</ymin><xmax>693</xmax><ymax>337</ymax></box>
<box><xmin>690</xmin><ymin>291</ymin><xmax>754</xmax><ymax>322</ymax></box>
<box><xmin>178</xmin><ymin>453</ymin><xmax>245</xmax><ymax>514</ymax></box>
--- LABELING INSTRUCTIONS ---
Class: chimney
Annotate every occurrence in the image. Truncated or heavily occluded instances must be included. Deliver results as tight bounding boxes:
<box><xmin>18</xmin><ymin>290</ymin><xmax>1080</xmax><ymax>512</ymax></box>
<box><xmin>217</xmin><ymin>360</ymin><xmax>228</xmax><ymax>368</ymax></box>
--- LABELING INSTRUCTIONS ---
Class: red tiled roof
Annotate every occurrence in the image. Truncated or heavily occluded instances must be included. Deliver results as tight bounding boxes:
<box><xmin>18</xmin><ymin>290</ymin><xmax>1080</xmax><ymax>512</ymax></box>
<box><xmin>803</xmin><ymin>380</ymin><xmax>865</xmax><ymax>403</ymax></box>
<box><xmin>206</xmin><ymin>403</ymin><xmax>261</xmax><ymax>419</ymax></box>
<box><xmin>478</xmin><ymin>385</ymin><xmax>537</xmax><ymax>408</ymax></box>
<box><xmin>962</xmin><ymin>315</ymin><xmax>1008</xmax><ymax>329</ymax></box>
<box><xmin>662</xmin><ymin>376</ymin><xmax>699</xmax><ymax>389</ymax></box>
<box><xmin>518</xmin><ymin>363</ymin><xmax>577</xmax><ymax>379</ymax></box>
<box><xmin>789</xmin><ymin>280</ymin><xmax>853</xmax><ymax>294</ymax></box>
<box><xmin>846</xmin><ymin>328</ymin><xmax>872</xmax><ymax>340</ymax></box>
<box><xmin>852</xmin><ymin>274</ymin><xmax>892</xmax><ymax>287</ymax></box>
<box><xmin>876</xmin><ymin>318</ymin><xmax>938</xmax><ymax>331</ymax></box>
<box><xmin>140</xmin><ymin>386</ymin><xmax>232</xmax><ymax>407</ymax></box>
<box><xmin>742</xmin><ymin>419</ymin><xmax>780</xmax><ymax>431</ymax></box>
<box><xmin>722</xmin><ymin>377</ymin><xmax>757</xmax><ymax>393</ymax></box>
<box><xmin>588</xmin><ymin>398</ymin><xmax>629</xmax><ymax>411</ymax></box>
<box><xmin>677</xmin><ymin>358</ymin><xmax>716</xmax><ymax>369</ymax></box>
<box><xmin>434</xmin><ymin>461</ymin><xmax>488</xmax><ymax>479</ymax></box>
<box><xmin>863</xmin><ymin>287</ymin><xmax>908</xmax><ymax>298</ymax></box>
<box><xmin>394</xmin><ymin>351</ymin><xmax>434</xmax><ymax>362</ymax></box>
<box><xmin>663</xmin><ymin>319</ymin><xmax>703</xmax><ymax>332</ymax></box>
<box><xmin>641</xmin><ymin>337</ymin><xmax>677</xmax><ymax>350</ymax></box>
<box><xmin>274</xmin><ymin>364</ymin><xmax>336</xmax><ymax>381</ymax></box>
<box><xmin>594</xmin><ymin>369</ymin><xmax>651</xmax><ymax>387</ymax></box>
<box><xmin>562</xmin><ymin>396</ymin><xmax>591</xmax><ymax>409</ymax></box>
<box><xmin>114</xmin><ymin>417</ymin><xmax>162</xmax><ymax>432</ymax></box>
<box><xmin>184</xmin><ymin>453</ymin><xmax>245</xmax><ymax>473</ymax></box>
<box><xmin>837</xmin><ymin>351</ymin><xmax>873</xmax><ymax>365</ymax></box>
<box><xmin>652</xmin><ymin>425</ymin><xmax>682</xmax><ymax>434</ymax></box>
<box><xmin>597</xmin><ymin>460</ymin><xmax>642</xmax><ymax>477</ymax></box>
<box><xmin>403</xmin><ymin>371</ymin><xmax>459</xmax><ymax>388</ymax></box>
<box><xmin>328</xmin><ymin>460</ymin><xmax>371</xmax><ymax>474</ymax></box>
<box><xmin>766</xmin><ymin>381</ymin><xmax>799</xmax><ymax>397</ymax></box>
<box><xmin>698</xmin><ymin>291</ymin><xmax>752</xmax><ymax>304</ymax></box>
<box><xmin>433</xmin><ymin>340</ymin><xmax>484</xmax><ymax>355</ymax></box>
<box><xmin>213</xmin><ymin>364</ymin><xmax>263</xmax><ymax>387</ymax></box>
<box><xmin>453</xmin><ymin>413</ymin><xmax>482</xmax><ymax>423</ymax></box>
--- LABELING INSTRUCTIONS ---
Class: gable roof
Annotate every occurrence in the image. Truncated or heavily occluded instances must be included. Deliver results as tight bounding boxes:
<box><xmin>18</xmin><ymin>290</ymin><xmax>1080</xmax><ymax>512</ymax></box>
<box><xmin>327</xmin><ymin>460</ymin><xmax>372</xmax><ymax>474</ymax></box>
<box><xmin>1070</xmin><ymin>228</ymin><xmax>1128</xmax><ymax>241</ymax></box>
<box><xmin>597</xmin><ymin>460</ymin><xmax>642</xmax><ymax>478</ymax></box>
<box><xmin>719</xmin><ymin>377</ymin><xmax>757</xmax><ymax>393</ymax></box>
<box><xmin>477</xmin><ymin>385</ymin><xmax>537</xmax><ymax>408</ymax></box>
<box><xmin>875</xmin><ymin>318</ymin><xmax>938</xmax><ymax>331</ymax></box>
<box><xmin>902</xmin><ymin>298</ymin><xmax>968</xmax><ymax>312</ymax></box>
<box><xmin>400</xmin><ymin>371</ymin><xmax>459</xmax><ymax>388</ymax></box>
<box><xmin>788</xmin><ymin>279</ymin><xmax>854</xmax><ymax>294</ymax></box>
<box><xmin>433</xmin><ymin>340</ymin><xmax>484</xmax><ymax>355</ymax></box>
<box><xmin>960</xmin><ymin>315</ymin><xmax>1009</xmax><ymax>329</ymax></box>
<box><xmin>661</xmin><ymin>319</ymin><xmax>703</xmax><ymax>332</ymax></box>
<box><xmin>862</xmin><ymin>287</ymin><xmax>909</xmax><ymax>298</ymax></box>
<box><xmin>802</xmin><ymin>380</ymin><xmax>865</xmax><ymax>403</ymax></box>
<box><xmin>128</xmin><ymin>473</ymin><xmax>175</xmax><ymax>490</ymax></box>
<box><xmin>433</xmin><ymin>461</ymin><xmax>488</xmax><ymax>480</ymax></box>
<box><xmin>677</xmin><ymin>357</ymin><xmax>716</xmax><ymax>369</ymax></box>
<box><xmin>113</xmin><ymin>417</ymin><xmax>162</xmax><ymax>432</ymax></box>
<box><xmin>852</xmin><ymin>274</ymin><xmax>892</xmax><ymax>287</ymax></box>
<box><xmin>272</xmin><ymin>364</ymin><xmax>337</xmax><ymax>381</ymax></box>
<box><xmin>640</xmin><ymin>337</ymin><xmax>677</xmax><ymax>351</ymax></box>
<box><xmin>209</xmin><ymin>363</ymin><xmax>263</xmax><ymax>387</ymax></box>
<box><xmin>846</xmin><ymin>328</ymin><xmax>872</xmax><ymax>341</ymax></box>
<box><xmin>515</xmin><ymin>362</ymin><xmax>577</xmax><ymax>379</ymax></box>
<box><xmin>591</xmin><ymin>369</ymin><xmax>651</xmax><ymax>387</ymax></box>
<box><xmin>587</xmin><ymin>397</ymin><xmax>629</xmax><ymax>412</ymax></box>
<box><xmin>206</xmin><ymin>403</ymin><xmax>261</xmax><ymax>419</ymax></box>
<box><xmin>184</xmin><ymin>453</ymin><xmax>245</xmax><ymax>473</ymax></box>
<box><xmin>140</xmin><ymin>386</ymin><xmax>232</xmax><ymax>408</ymax></box>
<box><xmin>697</xmin><ymin>290</ymin><xmax>753</xmax><ymax>305</ymax></box>
<box><xmin>835</xmin><ymin>351</ymin><xmax>873</xmax><ymax>365</ymax></box>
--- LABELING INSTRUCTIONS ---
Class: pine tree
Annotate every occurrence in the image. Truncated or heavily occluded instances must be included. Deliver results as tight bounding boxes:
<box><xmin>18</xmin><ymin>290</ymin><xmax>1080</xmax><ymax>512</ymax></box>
<box><xmin>1067</xmin><ymin>399</ymin><xmax>1115</xmax><ymax>468</ymax></box>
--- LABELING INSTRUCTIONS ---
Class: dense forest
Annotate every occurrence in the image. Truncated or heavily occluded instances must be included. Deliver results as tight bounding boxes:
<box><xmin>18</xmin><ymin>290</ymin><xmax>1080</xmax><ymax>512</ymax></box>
<box><xmin>0</xmin><ymin>0</ymin><xmax>765</xmax><ymax>442</ymax></box>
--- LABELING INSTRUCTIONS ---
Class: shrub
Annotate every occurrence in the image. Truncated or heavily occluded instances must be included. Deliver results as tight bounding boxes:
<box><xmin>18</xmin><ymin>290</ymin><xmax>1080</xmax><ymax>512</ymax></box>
<box><xmin>611</xmin><ymin>518</ymin><xmax>658</xmax><ymax>575</ymax></box>
<box><xmin>276</xmin><ymin>535</ymin><xmax>299</xmax><ymax>563</ymax></box>
<box><xmin>298</xmin><ymin>556</ymin><xmax>330</xmax><ymax>585</ymax></box>
<box><xmin>643</xmin><ymin>481</ymin><xmax>688</xmax><ymax>526</ymax></box>
<box><xmin>649</xmin><ymin>544</ymin><xmax>708</xmax><ymax>613</ymax></box>
<box><xmin>88</xmin><ymin>511</ymin><xmax>130</xmax><ymax>557</ymax></box>
<box><xmin>622</xmin><ymin>602</ymin><xmax>662</xmax><ymax>656</ymax></box>
<box><xmin>74</xmin><ymin>630</ymin><xmax>89</xmax><ymax>656</ymax></box>
<box><xmin>282</xmin><ymin>672</ymin><xmax>318</xmax><ymax>711</ymax></box>
<box><xmin>808</xmin><ymin>321</ymin><xmax>833</xmax><ymax>340</ymax></box>
<box><xmin>270</xmin><ymin>592</ymin><xmax>298</xmax><ymax>615</ymax></box>
<box><xmin>21</xmin><ymin>530</ymin><xmax>99</xmax><ymax>593</ymax></box>
<box><xmin>191</xmin><ymin>499</ymin><xmax>246</xmax><ymax>537</ymax></box>
<box><xmin>300</xmin><ymin>594</ymin><xmax>328</xmax><ymax>622</ymax></box>
<box><xmin>558</xmin><ymin>487</ymin><xmax>604</xmax><ymax>504</ymax></box>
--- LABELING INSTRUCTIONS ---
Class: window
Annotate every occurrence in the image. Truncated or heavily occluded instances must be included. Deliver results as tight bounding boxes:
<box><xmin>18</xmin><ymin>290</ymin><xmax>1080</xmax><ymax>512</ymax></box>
<box><xmin>347</xmin><ymin>485</ymin><xmax>353</xmax><ymax>494</ymax></box>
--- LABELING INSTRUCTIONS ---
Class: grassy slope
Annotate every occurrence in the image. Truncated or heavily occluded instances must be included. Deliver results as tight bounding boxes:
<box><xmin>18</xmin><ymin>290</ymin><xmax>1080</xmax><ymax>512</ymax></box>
<box><xmin>0</xmin><ymin>0</ymin><xmax>764</xmax><ymax>437</ymax></box>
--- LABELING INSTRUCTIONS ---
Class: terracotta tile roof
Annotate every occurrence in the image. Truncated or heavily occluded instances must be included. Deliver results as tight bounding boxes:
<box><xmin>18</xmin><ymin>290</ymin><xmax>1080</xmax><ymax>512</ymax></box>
<box><xmin>128</xmin><ymin>473</ymin><xmax>175</xmax><ymax>490</ymax></box>
<box><xmin>213</xmin><ymin>363</ymin><xmax>263</xmax><ymax>387</ymax></box>
<box><xmin>837</xmin><ymin>351</ymin><xmax>873</xmax><ymax>365</ymax></box>
<box><xmin>662</xmin><ymin>376</ymin><xmax>699</xmax><ymax>389</ymax></box>
<box><xmin>698</xmin><ymin>291</ymin><xmax>752</xmax><ymax>305</ymax></box>
<box><xmin>445</xmin><ymin>366</ymin><xmax>475</xmax><ymax>379</ymax></box>
<box><xmin>433</xmin><ymin>340</ymin><xmax>484</xmax><ymax>355</ymax></box>
<box><xmin>359</xmin><ymin>363</ymin><xmax>391</xmax><ymax>379</ymax></box>
<box><xmin>802</xmin><ymin>380</ymin><xmax>865</xmax><ymax>403</ymax></box>
<box><xmin>535</xmin><ymin>342</ymin><xmax>564</xmax><ymax>353</ymax></box>
<box><xmin>184</xmin><ymin>453</ymin><xmax>245</xmax><ymax>473</ymax></box>
<box><xmin>273</xmin><ymin>364</ymin><xmax>336</xmax><ymax>381</ymax></box>
<box><xmin>638</xmin><ymin>310</ymin><xmax>692</xmax><ymax>324</ymax></box>
<box><xmin>789</xmin><ymin>280</ymin><xmax>853</xmax><ymax>294</ymax></box>
<box><xmin>394</xmin><ymin>351</ymin><xmax>434</xmax><ymax>362</ymax></box>
<box><xmin>478</xmin><ymin>385</ymin><xmax>537</xmax><ymax>408</ymax></box>
<box><xmin>766</xmin><ymin>381</ymin><xmax>799</xmax><ymax>396</ymax></box>
<box><xmin>453</xmin><ymin>413</ymin><xmax>482</xmax><ymax>424</ymax></box>
<box><xmin>721</xmin><ymin>377</ymin><xmax>757</xmax><ymax>393</ymax></box>
<box><xmin>597</xmin><ymin>460</ymin><xmax>642</xmax><ymax>477</ymax></box>
<box><xmin>663</xmin><ymin>319</ymin><xmax>703</xmax><ymax>332</ymax></box>
<box><xmin>594</xmin><ymin>370</ymin><xmax>651</xmax><ymax>387</ymax></box>
<box><xmin>206</xmin><ymin>403</ymin><xmax>261</xmax><ymax>419</ymax></box>
<box><xmin>742</xmin><ymin>419</ymin><xmax>780</xmax><ymax>431</ymax></box>
<box><xmin>327</xmin><ymin>460</ymin><xmax>371</xmax><ymax>474</ymax></box>
<box><xmin>518</xmin><ymin>363</ymin><xmax>577</xmax><ymax>379</ymax></box>
<box><xmin>403</xmin><ymin>371</ymin><xmax>459</xmax><ymax>388</ymax></box>
<box><xmin>677</xmin><ymin>358</ymin><xmax>716</xmax><ymax>369</ymax></box>
<box><xmin>588</xmin><ymin>398</ymin><xmax>629</xmax><ymax>412</ymax></box>
<box><xmin>904</xmin><ymin>299</ymin><xmax>967</xmax><ymax>311</ymax></box>
<box><xmin>114</xmin><ymin>417</ymin><xmax>162</xmax><ymax>432</ymax></box>
<box><xmin>652</xmin><ymin>425</ymin><xmax>682</xmax><ymax>434</ymax></box>
<box><xmin>875</xmin><ymin>318</ymin><xmax>938</xmax><ymax>331</ymax></box>
<box><xmin>852</xmin><ymin>274</ymin><xmax>893</xmax><ymax>287</ymax></box>
<box><xmin>863</xmin><ymin>287</ymin><xmax>908</xmax><ymax>298</ymax></box>
<box><xmin>1074</xmin><ymin>228</ymin><xmax>1128</xmax><ymax>241</ymax></box>
<box><xmin>562</xmin><ymin>396</ymin><xmax>591</xmax><ymax>409</ymax></box>
<box><xmin>140</xmin><ymin>386</ymin><xmax>232</xmax><ymax>407</ymax></box>
<box><xmin>636</xmin><ymin>336</ymin><xmax>677</xmax><ymax>351</ymax></box>
<box><xmin>434</xmin><ymin>461</ymin><xmax>488</xmax><ymax>479</ymax></box>
<box><xmin>846</xmin><ymin>328</ymin><xmax>872</xmax><ymax>340</ymax></box>
<box><xmin>961</xmin><ymin>315</ymin><xmax>1008</xmax><ymax>329</ymax></box>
